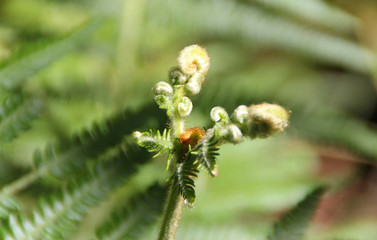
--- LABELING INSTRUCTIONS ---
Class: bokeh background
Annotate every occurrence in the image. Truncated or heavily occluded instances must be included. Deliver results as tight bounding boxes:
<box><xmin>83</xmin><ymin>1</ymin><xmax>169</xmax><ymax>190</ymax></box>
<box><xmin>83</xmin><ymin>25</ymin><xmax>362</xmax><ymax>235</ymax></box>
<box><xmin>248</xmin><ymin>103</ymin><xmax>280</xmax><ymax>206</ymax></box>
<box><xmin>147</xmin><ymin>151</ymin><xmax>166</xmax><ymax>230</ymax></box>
<box><xmin>1</xmin><ymin>0</ymin><xmax>377</xmax><ymax>239</ymax></box>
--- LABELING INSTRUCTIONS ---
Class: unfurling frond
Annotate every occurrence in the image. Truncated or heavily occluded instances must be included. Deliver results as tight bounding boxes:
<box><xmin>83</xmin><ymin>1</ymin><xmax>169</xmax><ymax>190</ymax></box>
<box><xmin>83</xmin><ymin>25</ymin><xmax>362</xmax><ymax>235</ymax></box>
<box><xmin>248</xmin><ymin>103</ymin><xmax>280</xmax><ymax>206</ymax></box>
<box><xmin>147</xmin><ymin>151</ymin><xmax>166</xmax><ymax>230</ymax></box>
<box><xmin>268</xmin><ymin>187</ymin><xmax>326</xmax><ymax>240</ymax></box>
<box><xmin>191</xmin><ymin>135</ymin><xmax>219</xmax><ymax>177</ymax></box>
<box><xmin>172</xmin><ymin>151</ymin><xmax>199</xmax><ymax>204</ymax></box>
<box><xmin>95</xmin><ymin>184</ymin><xmax>167</xmax><ymax>240</ymax></box>
<box><xmin>171</xmin><ymin>131</ymin><xmax>219</xmax><ymax>203</ymax></box>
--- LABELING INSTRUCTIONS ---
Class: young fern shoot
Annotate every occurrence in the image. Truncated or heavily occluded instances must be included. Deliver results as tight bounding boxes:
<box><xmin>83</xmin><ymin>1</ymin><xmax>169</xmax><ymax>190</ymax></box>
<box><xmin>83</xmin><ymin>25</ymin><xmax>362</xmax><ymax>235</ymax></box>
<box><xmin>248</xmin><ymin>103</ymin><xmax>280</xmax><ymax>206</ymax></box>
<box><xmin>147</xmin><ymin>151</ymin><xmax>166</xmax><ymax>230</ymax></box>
<box><xmin>133</xmin><ymin>45</ymin><xmax>290</xmax><ymax>240</ymax></box>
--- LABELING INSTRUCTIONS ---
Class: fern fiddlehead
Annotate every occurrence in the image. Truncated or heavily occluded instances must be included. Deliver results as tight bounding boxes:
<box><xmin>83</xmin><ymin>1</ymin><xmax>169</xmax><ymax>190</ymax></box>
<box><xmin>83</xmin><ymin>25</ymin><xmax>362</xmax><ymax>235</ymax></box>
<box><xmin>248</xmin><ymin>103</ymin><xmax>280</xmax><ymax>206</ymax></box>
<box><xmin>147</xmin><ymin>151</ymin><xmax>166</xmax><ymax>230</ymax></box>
<box><xmin>134</xmin><ymin>45</ymin><xmax>290</xmax><ymax>240</ymax></box>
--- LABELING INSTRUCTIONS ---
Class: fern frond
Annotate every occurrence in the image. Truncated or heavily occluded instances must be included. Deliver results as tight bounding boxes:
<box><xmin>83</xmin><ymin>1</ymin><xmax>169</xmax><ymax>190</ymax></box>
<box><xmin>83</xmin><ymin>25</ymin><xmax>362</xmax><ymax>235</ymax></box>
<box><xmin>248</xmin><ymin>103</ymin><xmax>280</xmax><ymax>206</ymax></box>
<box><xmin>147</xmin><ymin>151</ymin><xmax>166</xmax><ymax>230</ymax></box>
<box><xmin>191</xmin><ymin>134</ymin><xmax>219</xmax><ymax>177</ymax></box>
<box><xmin>135</xmin><ymin>129</ymin><xmax>173</xmax><ymax>159</ymax></box>
<box><xmin>0</xmin><ymin>94</ymin><xmax>42</xmax><ymax>143</ymax></box>
<box><xmin>0</xmin><ymin>196</ymin><xmax>19</xmax><ymax>219</ymax></box>
<box><xmin>33</xmin><ymin>104</ymin><xmax>165</xmax><ymax>180</ymax></box>
<box><xmin>172</xmin><ymin>150</ymin><xmax>199</xmax><ymax>204</ymax></box>
<box><xmin>95</xmin><ymin>183</ymin><xmax>167</xmax><ymax>240</ymax></box>
<box><xmin>268</xmin><ymin>187</ymin><xmax>326</xmax><ymax>240</ymax></box>
<box><xmin>148</xmin><ymin>0</ymin><xmax>372</xmax><ymax>73</ymax></box>
<box><xmin>250</xmin><ymin>0</ymin><xmax>358</xmax><ymax>33</ymax></box>
<box><xmin>0</xmin><ymin>18</ymin><xmax>101</xmax><ymax>91</ymax></box>
<box><xmin>293</xmin><ymin>109</ymin><xmax>377</xmax><ymax>162</ymax></box>
<box><xmin>1</xmin><ymin>144</ymin><xmax>150</xmax><ymax>240</ymax></box>
<box><xmin>0</xmin><ymin>104</ymin><xmax>165</xmax><ymax>218</ymax></box>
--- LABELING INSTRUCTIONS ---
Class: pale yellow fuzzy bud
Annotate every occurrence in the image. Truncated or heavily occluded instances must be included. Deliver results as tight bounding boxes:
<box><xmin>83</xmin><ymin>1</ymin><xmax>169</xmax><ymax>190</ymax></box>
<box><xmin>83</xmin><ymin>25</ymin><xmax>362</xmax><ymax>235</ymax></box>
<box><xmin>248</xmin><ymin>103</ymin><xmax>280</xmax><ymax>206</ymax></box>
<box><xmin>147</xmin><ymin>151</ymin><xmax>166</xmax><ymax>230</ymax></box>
<box><xmin>226</xmin><ymin>124</ymin><xmax>243</xmax><ymax>143</ymax></box>
<box><xmin>177</xmin><ymin>45</ymin><xmax>210</xmax><ymax>76</ymax></box>
<box><xmin>248</xmin><ymin>103</ymin><xmax>290</xmax><ymax>138</ymax></box>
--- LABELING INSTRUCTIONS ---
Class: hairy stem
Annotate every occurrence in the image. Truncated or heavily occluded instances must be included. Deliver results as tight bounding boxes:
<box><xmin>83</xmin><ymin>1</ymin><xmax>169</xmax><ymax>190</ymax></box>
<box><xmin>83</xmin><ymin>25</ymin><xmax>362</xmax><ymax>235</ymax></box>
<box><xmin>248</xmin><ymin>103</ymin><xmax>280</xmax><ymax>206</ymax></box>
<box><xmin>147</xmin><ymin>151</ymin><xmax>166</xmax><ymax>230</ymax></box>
<box><xmin>158</xmin><ymin>86</ymin><xmax>186</xmax><ymax>240</ymax></box>
<box><xmin>157</xmin><ymin>182</ymin><xmax>184</xmax><ymax>240</ymax></box>
<box><xmin>170</xmin><ymin>86</ymin><xmax>185</xmax><ymax>137</ymax></box>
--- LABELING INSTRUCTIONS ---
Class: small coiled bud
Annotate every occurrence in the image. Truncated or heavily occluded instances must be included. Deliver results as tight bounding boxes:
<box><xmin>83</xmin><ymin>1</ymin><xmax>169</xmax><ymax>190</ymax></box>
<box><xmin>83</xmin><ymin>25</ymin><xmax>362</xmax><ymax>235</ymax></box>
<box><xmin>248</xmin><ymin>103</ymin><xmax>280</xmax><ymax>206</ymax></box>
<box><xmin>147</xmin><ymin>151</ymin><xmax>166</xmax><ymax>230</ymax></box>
<box><xmin>185</xmin><ymin>80</ymin><xmax>202</xmax><ymax>95</ymax></box>
<box><xmin>231</xmin><ymin>105</ymin><xmax>249</xmax><ymax>125</ymax></box>
<box><xmin>210</xmin><ymin>106</ymin><xmax>229</xmax><ymax>124</ymax></box>
<box><xmin>178</xmin><ymin>96</ymin><xmax>193</xmax><ymax>117</ymax></box>
<box><xmin>154</xmin><ymin>95</ymin><xmax>171</xmax><ymax>110</ymax></box>
<box><xmin>248</xmin><ymin>103</ymin><xmax>290</xmax><ymax>138</ymax></box>
<box><xmin>177</xmin><ymin>45</ymin><xmax>210</xmax><ymax>76</ymax></box>
<box><xmin>132</xmin><ymin>131</ymin><xmax>142</xmax><ymax>139</ymax></box>
<box><xmin>226</xmin><ymin>124</ymin><xmax>243</xmax><ymax>143</ymax></box>
<box><xmin>170</xmin><ymin>68</ymin><xmax>188</xmax><ymax>85</ymax></box>
<box><xmin>152</xmin><ymin>81</ymin><xmax>173</xmax><ymax>96</ymax></box>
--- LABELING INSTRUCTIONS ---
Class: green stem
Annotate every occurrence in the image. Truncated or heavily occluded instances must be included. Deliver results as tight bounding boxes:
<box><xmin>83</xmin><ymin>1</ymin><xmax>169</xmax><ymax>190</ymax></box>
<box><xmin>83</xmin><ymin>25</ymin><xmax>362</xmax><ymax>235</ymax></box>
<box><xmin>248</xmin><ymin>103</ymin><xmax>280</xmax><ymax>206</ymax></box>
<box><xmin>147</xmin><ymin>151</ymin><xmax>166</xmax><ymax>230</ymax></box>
<box><xmin>0</xmin><ymin>169</ymin><xmax>40</xmax><ymax>198</ymax></box>
<box><xmin>170</xmin><ymin>86</ymin><xmax>185</xmax><ymax>137</ymax></box>
<box><xmin>157</xmin><ymin>182</ymin><xmax>184</xmax><ymax>240</ymax></box>
<box><xmin>158</xmin><ymin>85</ymin><xmax>186</xmax><ymax>240</ymax></box>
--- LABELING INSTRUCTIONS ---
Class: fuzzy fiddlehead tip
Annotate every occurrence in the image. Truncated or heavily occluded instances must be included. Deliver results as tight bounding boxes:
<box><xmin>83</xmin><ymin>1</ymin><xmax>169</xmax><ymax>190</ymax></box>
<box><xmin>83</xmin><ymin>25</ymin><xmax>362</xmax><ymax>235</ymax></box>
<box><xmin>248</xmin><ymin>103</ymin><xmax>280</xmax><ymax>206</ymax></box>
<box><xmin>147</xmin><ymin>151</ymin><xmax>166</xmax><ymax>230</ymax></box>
<box><xmin>177</xmin><ymin>45</ymin><xmax>210</xmax><ymax>76</ymax></box>
<box><xmin>248</xmin><ymin>103</ymin><xmax>290</xmax><ymax>138</ymax></box>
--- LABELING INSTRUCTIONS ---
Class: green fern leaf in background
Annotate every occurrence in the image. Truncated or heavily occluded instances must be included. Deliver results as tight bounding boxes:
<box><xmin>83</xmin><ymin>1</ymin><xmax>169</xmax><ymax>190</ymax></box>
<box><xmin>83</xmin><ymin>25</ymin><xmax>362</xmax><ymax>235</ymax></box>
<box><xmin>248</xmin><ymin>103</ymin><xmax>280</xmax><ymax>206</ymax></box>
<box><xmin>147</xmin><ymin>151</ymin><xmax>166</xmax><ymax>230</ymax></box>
<box><xmin>268</xmin><ymin>187</ymin><xmax>326</xmax><ymax>240</ymax></box>
<box><xmin>148</xmin><ymin>0</ymin><xmax>374</xmax><ymax>73</ymax></box>
<box><xmin>95</xmin><ymin>183</ymin><xmax>167</xmax><ymax>240</ymax></box>
<box><xmin>32</xmin><ymin>104</ymin><xmax>164</xmax><ymax>180</ymax></box>
<box><xmin>1</xmin><ymin>143</ymin><xmax>151</xmax><ymax>240</ymax></box>
<box><xmin>250</xmin><ymin>0</ymin><xmax>358</xmax><ymax>33</ymax></box>
<box><xmin>0</xmin><ymin>19</ymin><xmax>101</xmax><ymax>91</ymax></box>
<box><xmin>0</xmin><ymin>93</ymin><xmax>42</xmax><ymax>143</ymax></box>
<box><xmin>0</xmin><ymin>196</ymin><xmax>19</xmax><ymax>220</ymax></box>
<box><xmin>0</xmin><ymin>104</ymin><xmax>164</xmax><ymax>221</ymax></box>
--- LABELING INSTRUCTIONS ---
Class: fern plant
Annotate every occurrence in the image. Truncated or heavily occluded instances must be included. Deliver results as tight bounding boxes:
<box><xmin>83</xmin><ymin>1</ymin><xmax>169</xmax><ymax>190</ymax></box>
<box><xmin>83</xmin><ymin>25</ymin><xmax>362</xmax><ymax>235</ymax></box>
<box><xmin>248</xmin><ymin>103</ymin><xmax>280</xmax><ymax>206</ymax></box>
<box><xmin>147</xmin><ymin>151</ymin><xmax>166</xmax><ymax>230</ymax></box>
<box><xmin>0</xmin><ymin>0</ymin><xmax>376</xmax><ymax>239</ymax></box>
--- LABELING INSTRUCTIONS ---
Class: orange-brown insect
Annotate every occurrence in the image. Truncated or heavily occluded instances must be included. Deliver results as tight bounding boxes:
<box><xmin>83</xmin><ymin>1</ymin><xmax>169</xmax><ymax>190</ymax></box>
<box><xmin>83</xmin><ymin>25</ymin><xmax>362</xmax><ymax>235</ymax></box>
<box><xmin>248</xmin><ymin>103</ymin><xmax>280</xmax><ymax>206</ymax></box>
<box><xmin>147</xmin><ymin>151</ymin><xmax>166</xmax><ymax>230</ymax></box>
<box><xmin>179</xmin><ymin>127</ymin><xmax>206</xmax><ymax>149</ymax></box>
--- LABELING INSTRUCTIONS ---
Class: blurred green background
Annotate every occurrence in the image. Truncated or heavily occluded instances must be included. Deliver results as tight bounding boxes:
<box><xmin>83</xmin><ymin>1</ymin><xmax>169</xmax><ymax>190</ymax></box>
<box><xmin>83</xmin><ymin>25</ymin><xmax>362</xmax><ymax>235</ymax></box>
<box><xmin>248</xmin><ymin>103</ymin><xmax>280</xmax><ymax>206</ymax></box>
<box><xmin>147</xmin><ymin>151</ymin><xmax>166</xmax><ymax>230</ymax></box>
<box><xmin>1</xmin><ymin>0</ymin><xmax>377</xmax><ymax>239</ymax></box>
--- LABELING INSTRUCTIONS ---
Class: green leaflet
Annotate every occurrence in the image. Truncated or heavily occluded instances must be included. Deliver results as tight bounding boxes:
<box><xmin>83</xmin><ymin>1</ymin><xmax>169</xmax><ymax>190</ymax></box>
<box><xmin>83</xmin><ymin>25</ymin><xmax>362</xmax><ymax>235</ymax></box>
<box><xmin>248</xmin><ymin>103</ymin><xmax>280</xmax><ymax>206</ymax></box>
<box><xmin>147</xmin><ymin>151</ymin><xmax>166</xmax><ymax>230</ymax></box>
<box><xmin>95</xmin><ymin>183</ymin><xmax>167</xmax><ymax>240</ymax></box>
<box><xmin>0</xmin><ymin>18</ymin><xmax>101</xmax><ymax>91</ymax></box>
<box><xmin>172</xmin><ymin>149</ymin><xmax>199</xmax><ymax>204</ymax></box>
<box><xmin>0</xmin><ymin>196</ymin><xmax>19</xmax><ymax>219</ymax></box>
<box><xmin>33</xmin><ymin>104</ymin><xmax>165</xmax><ymax>180</ymax></box>
<box><xmin>1</xmin><ymin>144</ymin><xmax>150</xmax><ymax>240</ymax></box>
<box><xmin>170</xmin><ymin>134</ymin><xmax>220</xmax><ymax>203</ymax></box>
<box><xmin>268</xmin><ymin>187</ymin><xmax>326</xmax><ymax>240</ymax></box>
<box><xmin>0</xmin><ymin>93</ymin><xmax>43</xmax><ymax>143</ymax></box>
<box><xmin>191</xmin><ymin>134</ymin><xmax>219</xmax><ymax>177</ymax></box>
<box><xmin>134</xmin><ymin>129</ymin><xmax>173</xmax><ymax>159</ymax></box>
